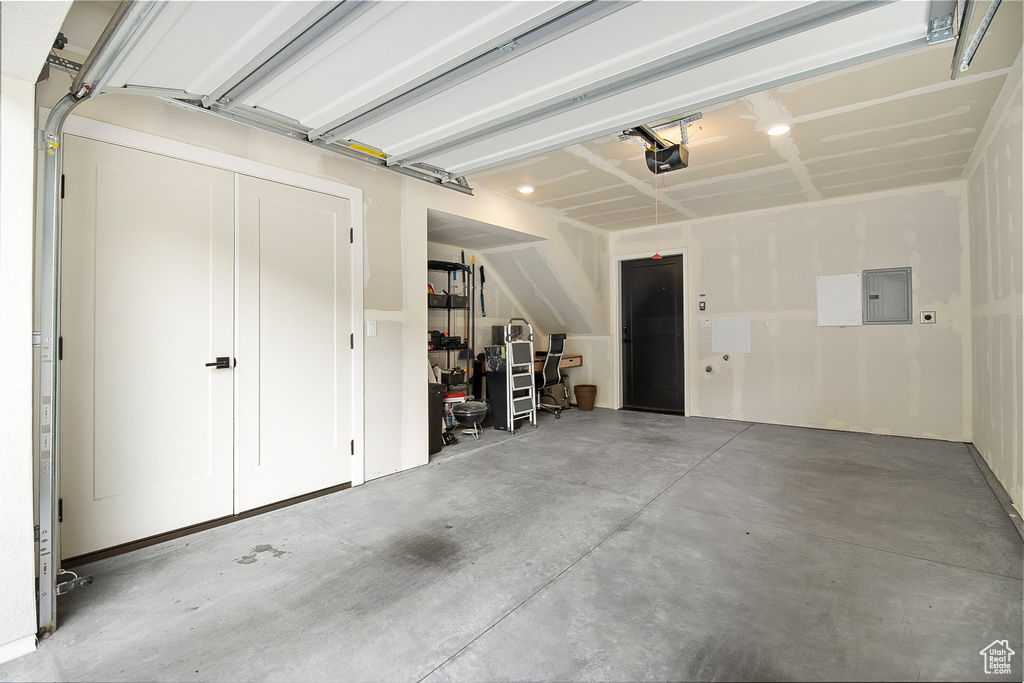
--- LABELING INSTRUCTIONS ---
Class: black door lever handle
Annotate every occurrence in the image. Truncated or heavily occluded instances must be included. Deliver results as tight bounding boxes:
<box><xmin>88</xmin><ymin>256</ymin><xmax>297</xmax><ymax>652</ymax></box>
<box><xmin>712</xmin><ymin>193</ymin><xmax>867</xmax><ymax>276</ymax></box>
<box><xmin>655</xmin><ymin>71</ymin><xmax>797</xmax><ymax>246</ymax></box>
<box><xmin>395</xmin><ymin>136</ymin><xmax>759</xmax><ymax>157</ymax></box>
<box><xmin>205</xmin><ymin>356</ymin><xmax>232</xmax><ymax>369</ymax></box>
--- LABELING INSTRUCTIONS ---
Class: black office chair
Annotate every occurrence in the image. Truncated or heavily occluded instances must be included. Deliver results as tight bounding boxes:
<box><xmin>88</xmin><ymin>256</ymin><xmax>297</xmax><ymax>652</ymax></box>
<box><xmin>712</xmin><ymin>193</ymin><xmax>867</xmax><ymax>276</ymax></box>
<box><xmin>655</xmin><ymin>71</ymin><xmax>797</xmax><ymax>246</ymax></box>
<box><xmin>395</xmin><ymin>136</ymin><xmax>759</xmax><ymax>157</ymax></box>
<box><xmin>535</xmin><ymin>333</ymin><xmax>566</xmax><ymax>417</ymax></box>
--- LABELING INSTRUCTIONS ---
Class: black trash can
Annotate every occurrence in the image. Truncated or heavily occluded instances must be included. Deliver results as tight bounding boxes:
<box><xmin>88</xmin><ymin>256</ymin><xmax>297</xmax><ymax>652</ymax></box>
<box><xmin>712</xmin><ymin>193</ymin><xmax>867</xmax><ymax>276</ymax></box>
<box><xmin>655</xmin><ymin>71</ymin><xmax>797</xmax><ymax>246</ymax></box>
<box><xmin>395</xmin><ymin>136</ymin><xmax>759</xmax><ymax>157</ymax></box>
<box><xmin>485</xmin><ymin>371</ymin><xmax>510</xmax><ymax>431</ymax></box>
<box><xmin>428</xmin><ymin>383</ymin><xmax>444</xmax><ymax>455</ymax></box>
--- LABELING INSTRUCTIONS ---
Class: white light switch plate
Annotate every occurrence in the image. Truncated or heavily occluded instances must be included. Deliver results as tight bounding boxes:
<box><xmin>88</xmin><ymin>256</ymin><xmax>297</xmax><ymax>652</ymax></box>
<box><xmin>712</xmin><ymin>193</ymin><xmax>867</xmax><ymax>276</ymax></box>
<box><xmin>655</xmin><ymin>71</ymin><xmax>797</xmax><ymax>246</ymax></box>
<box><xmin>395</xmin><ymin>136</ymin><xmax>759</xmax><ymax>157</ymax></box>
<box><xmin>366</xmin><ymin>320</ymin><xmax>377</xmax><ymax>336</ymax></box>
<box><xmin>766</xmin><ymin>316</ymin><xmax>774</xmax><ymax>327</ymax></box>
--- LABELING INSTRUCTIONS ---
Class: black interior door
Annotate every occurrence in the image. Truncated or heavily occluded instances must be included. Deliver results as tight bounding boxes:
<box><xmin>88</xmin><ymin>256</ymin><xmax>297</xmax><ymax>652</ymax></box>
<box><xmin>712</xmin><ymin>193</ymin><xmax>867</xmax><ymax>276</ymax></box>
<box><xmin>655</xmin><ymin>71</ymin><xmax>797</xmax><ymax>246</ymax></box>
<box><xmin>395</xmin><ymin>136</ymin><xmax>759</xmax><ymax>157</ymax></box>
<box><xmin>621</xmin><ymin>255</ymin><xmax>685</xmax><ymax>412</ymax></box>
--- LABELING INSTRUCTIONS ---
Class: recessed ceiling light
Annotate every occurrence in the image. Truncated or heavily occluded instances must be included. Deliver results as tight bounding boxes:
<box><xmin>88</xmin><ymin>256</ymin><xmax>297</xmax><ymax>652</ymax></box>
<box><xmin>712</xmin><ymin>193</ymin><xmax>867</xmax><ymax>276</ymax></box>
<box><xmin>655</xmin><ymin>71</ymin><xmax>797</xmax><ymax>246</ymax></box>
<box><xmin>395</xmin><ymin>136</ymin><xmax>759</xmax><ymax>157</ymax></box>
<box><xmin>517</xmin><ymin>185</ymin><xmax>535</xmax><ymax>194</ymax></box>
<box><xmin>767</xmin><ymin>124</ymin><xmax>791</xmax><ymax>136</ymax></box>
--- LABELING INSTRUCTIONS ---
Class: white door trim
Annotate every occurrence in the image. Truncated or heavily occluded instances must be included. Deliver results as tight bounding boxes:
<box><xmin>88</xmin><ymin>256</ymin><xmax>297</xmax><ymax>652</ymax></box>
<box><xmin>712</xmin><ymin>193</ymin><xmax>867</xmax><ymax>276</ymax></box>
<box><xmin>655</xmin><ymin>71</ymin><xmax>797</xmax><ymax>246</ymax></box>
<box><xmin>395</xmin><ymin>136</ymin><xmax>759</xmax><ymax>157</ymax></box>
<box><xmin>56</xmin><ymin>112</ymin><xmax>366</xmax><ymax>488</ymax></box>
<box><xmin>611</xmin><ymin>248</ymin><xmax>690</xmax><ymax>416</ymax></box>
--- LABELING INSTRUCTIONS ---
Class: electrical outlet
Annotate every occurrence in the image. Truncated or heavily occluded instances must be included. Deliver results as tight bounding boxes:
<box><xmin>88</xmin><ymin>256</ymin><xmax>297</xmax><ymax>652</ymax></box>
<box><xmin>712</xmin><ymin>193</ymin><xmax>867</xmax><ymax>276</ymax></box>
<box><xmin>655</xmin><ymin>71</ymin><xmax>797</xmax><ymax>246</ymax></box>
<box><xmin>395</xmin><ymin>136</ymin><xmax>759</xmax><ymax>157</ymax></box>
<box><xmin>919</xmin><ymin>311</ymin><xmax>936</xmax><ymax>324</ymax></box>
<box><xmin>766</xmin><ymin>316</ymin><xmax>774</xmax><ymax>327</ymax></box>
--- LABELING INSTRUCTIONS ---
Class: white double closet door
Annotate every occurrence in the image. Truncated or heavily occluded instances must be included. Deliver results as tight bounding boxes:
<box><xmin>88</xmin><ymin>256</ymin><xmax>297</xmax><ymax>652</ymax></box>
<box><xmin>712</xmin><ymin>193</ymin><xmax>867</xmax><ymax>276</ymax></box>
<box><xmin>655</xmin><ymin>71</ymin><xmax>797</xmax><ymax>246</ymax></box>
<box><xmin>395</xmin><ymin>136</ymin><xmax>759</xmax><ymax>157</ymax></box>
<box><xmin>60</xmin><ymin>135</ymin><xmax>354</xmax><ymax>558</ymax></box>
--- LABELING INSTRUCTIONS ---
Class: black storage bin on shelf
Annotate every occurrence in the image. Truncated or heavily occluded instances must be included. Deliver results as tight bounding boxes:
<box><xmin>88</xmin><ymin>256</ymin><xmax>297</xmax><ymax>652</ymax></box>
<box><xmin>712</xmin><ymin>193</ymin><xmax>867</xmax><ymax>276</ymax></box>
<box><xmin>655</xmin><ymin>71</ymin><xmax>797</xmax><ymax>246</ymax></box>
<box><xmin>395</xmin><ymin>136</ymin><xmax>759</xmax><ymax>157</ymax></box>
<box><xmin>441</xmin><ymin>367</ymin><xmax>466</xmax><ymax>385</ymax></box>
<box><xmin>428</xmin><ymin>383</ymin><xmax>444</xmax><ymax>455</ymax></box>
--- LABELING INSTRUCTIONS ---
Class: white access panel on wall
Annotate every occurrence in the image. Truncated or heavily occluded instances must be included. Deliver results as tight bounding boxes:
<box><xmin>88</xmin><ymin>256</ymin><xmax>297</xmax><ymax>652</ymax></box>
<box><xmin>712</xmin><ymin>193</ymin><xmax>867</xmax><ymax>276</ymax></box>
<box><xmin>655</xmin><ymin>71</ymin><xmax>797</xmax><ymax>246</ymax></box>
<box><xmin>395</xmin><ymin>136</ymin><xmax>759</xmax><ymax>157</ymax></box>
<box><xmin>816</xmin><ymin>274</ymin><xmax>863</xmax><ymax>327</ymax></box>
<box><xmin>237</xmin><ymin>175</ymin><xmax>353</xmax><ymax>511</ymax></box>
<box><xmin>711</xmin><ymin>317</ymin><xmax>751</xmax><ymax>353</ymax></box>
<box><xmin>60</xmin><ymin>135</ymin><xmax>236</xmax><ymax>558</ymax></box>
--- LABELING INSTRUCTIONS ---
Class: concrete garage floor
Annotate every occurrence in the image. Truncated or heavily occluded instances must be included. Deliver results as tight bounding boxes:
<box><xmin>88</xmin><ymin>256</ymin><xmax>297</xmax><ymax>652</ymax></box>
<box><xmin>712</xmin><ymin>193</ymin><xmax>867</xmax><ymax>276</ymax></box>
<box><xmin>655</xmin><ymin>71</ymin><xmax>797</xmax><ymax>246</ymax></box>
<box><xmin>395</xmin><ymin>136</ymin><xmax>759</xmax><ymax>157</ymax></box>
<box><xmin>2</xmin><ymin>410</ymin><xmax>1021</xmax><ymax>682</ymax></box>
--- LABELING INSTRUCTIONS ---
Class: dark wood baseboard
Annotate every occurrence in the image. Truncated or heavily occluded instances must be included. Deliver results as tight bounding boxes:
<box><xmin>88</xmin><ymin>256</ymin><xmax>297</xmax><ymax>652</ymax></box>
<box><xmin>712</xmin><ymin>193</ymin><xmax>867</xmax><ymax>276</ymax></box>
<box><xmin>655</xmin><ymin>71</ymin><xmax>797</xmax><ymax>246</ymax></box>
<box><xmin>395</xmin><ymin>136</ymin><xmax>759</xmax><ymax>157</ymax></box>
<box><xmin>63</xmin><ymin>482</ymin><xmax>352</xmax><ymax>568</ymax></box>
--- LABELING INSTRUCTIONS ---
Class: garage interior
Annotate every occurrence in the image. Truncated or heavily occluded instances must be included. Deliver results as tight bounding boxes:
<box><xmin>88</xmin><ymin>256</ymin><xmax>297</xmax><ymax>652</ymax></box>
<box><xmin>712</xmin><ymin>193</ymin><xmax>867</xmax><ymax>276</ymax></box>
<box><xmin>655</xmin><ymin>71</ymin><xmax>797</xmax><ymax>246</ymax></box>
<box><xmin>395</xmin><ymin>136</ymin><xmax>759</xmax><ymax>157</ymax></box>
<box><xmin>0</xmin><ymin>0</ymin><xmax>1021</xmax><ymax>680</ymax></box>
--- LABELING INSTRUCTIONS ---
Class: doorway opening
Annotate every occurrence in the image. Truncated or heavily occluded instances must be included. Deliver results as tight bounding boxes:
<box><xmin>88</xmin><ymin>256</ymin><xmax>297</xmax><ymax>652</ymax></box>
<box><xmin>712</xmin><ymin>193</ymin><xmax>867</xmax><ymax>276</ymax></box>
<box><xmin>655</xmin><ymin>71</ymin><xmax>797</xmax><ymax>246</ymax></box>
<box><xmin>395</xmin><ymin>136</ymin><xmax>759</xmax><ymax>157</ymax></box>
<box><xmin>620</xmin><ymin>254</ymin><xmax>686</xmax><ymax>413</ymax></box>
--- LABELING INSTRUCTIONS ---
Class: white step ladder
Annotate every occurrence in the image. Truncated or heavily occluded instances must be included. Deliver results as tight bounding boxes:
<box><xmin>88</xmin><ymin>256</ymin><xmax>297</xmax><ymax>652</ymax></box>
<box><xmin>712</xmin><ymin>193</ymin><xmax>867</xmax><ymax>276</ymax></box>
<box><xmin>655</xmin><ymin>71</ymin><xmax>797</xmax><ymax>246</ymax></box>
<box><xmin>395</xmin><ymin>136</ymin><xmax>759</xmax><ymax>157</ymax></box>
<box><xmin>504</xmin><ymin>318</ymin><xmax>536</xmax><ymax>433</ymax></box>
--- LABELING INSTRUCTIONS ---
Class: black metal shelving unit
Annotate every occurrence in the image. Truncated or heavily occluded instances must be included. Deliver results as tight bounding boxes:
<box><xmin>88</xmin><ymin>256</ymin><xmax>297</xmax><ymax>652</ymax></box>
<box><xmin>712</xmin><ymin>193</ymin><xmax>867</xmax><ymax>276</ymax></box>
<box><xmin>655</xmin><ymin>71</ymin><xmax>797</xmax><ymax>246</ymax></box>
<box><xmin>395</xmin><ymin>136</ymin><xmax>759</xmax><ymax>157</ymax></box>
<box><xmin>428</xmin><ymin>259</ymin><xmax>474</xmax><ymax>391</ymax></box>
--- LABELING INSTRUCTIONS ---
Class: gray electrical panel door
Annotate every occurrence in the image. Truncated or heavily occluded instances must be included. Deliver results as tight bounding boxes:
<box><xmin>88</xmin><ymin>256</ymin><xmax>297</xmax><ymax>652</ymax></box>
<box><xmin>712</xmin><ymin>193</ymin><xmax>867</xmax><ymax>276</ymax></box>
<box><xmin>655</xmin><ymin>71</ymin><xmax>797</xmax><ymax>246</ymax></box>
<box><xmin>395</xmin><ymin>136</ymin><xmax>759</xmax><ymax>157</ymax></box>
<box><xmin>863</xmin><ymin>267</ymin><xmax>912</xmax><ymax>324</ymax></box>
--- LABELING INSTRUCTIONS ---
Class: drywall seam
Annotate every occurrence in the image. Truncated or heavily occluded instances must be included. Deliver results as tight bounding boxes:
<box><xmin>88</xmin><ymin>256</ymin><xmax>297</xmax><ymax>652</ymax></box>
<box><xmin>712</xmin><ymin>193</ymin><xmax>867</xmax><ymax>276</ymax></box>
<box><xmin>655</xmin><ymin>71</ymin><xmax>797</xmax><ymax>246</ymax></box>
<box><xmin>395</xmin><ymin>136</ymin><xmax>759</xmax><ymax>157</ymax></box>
<box><xmin>489</xmin><ymin>240</ymin><xmax>604</xmax><ymax>334</ymax></box>
<box><xmin>475</xmin><ymin>235</ymin><xmax>610</xmax><ymax>333</ymax></box>
<box><xmin>533</xmin><ymin>181</ymin><xmax>643</xmax><ymax>208</ymax></box>
<box><xmin>742</xmin><ymin>91</ymin><xmax>821</xmax><ymax>203</ymax></box>
<box><xmin>466</xmin><ymin>252</ymin><xmax>539</xmax><ymax>337</ymax></box>
<box><xmin>790</xmin><ymin>66</ymin><xmax>1012</xmax><ymax>127</ymax></box>
<box><xmin>541</xmin><ymin>231</ymin><xmax>611</xmax><ymax>333</ymax></box>
<box><xmin>474</xmin><ymin>186</ymin><xmax>612</xmax><ymax>239</ymax></box>
<box><xmin>562</xmin><ymin>142</ymin><xmax>700</xmax><ymax>220</ymax></box>
<box><xmin>488</xmin><ymin>168</ymin><xmax>591</xmax><ymax>195</ymax></box>
<box><xmin>661</xmin><ymin>162</ymin><xmax>792</xmax><ymax>193</ymax></box>
<box><xmin>964</xmin><ymin>50</ymin><xmax>1022</xmax><ymax>178</ymax></box>
<box><xmin>610</xmin><ymin>178</ymin><xmax>969</xmax><ymax>242</ymax></box>
<box><xmin>811</xmin><ymin>150</ymin><xmax>973</xmax><ymax>175</ymax></box>
<box><xmin>958</xmin><ymin>178</ymin><xmax>974</xmax><ymax>442</ymax></box>
<box><xmin>819</xmin><ymin>106</ymin><xmax>972</xmax><ymax>143</ymax></box>
<box><xmin>821</xmin><ymin>163</ymin><xmax>964</xmax><ymax>192</ymax></box>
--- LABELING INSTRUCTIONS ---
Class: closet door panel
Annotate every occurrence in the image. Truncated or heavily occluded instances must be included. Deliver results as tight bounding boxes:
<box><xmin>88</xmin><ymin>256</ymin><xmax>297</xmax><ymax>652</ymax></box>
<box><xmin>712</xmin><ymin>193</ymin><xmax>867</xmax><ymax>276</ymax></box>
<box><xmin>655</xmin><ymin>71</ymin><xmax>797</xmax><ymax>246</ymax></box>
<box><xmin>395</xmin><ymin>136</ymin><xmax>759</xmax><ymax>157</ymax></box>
<box><xmin>60</xmin><ymin>135</ymin><xmax>235</xmax><ymax>558</ymax></box>
<box><xmin>237</xmin><ymin>175</ymin><xmax>353</xmax><ymax>510</ymax></box>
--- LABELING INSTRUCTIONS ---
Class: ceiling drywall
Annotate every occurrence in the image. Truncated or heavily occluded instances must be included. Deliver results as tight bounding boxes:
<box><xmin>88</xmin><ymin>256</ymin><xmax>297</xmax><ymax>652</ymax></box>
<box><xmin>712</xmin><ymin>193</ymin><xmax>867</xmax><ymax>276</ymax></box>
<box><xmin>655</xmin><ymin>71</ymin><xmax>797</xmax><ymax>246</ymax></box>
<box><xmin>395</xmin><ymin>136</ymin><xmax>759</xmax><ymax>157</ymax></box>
<box><xmin>427</xmin><ymin>210</ymin><xmax>543</xmax><ymax>251</ymax></box>
<box><xmin>469</xmin><ymin>0</ymin><xmax>1022</xmax><ymax>231</ymax></box>
<box><xmin>1</xmin><ymin>1</ymin><xmax>73</xmax><ymax>82</ymax></box>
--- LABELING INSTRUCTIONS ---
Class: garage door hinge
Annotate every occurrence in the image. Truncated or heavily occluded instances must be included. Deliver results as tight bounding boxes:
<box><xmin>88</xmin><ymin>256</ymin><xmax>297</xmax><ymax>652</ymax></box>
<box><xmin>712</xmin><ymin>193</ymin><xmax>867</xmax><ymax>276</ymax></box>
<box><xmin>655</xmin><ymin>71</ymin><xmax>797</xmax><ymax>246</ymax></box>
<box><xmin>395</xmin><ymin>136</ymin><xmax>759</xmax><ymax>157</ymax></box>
<box><xmin>34</xmin><ymin>524</ymin><xmax>40</xmax><ymax>542</ymax></box>
<box><xmin>58</xmin><ymin>336</ymin><xmax>63</xmax><ymax>361</ymax></box>
<box><xmin>58</xmin><ymin>498</ymin><xmax>63</xmax><ymax>523</ymax></box>
<box><xmin>350</xmin><ymin>227</ymin><xmax>353</xmax><ymax>244</ymax></box>
<box><xmin>350</xmin><ymin>333</ymin><xmax>354</xmax><ymax>349</ymax></box>
<box><xmin>351</xmin><ymin>440</ymin><xmax>354</xmax><ymax>455</ymax></box>
<box><xmin>60</xmin><ymin>174</ymin><xmax>65</xmax><ymax>200</ymax></box>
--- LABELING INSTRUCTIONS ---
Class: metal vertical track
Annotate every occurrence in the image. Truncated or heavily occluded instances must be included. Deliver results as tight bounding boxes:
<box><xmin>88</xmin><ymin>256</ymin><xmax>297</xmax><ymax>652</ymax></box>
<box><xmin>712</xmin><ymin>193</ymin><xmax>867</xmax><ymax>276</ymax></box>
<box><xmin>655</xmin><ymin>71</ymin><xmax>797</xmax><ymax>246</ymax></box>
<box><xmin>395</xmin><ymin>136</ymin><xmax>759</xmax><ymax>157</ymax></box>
<box><xmin>35</xmin><ymin>0</ymin><xmax>158</xmax><ymax>635</ymax></box>
<box><xmin>37</xmin><ymin>93</ymin><xmax>80</xmax><ymax>636</ymax></box>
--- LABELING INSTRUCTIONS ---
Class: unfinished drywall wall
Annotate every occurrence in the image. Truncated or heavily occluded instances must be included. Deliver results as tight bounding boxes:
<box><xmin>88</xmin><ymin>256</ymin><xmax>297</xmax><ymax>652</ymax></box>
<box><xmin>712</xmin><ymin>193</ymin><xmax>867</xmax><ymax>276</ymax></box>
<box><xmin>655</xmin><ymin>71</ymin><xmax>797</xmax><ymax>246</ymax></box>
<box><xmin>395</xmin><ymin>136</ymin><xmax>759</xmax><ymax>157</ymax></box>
<box><xmin>408</xmin><ymin>183</ymin><xmax>614</xmax><ymax>406</ymax></box>
<box><xmin>612</xmin><ymin>182</ymin><xmax>972</xmax><ymax>440</ymax></box>
<box><xmin>968</xmin><ymin>66</ymin><xmax>1022</xmax><ymax>512</ymax></box>
<box><xmin>426</xmin><ymin>242</ymin><xmax>529</xmax><ymax>353</ymax></box>
<box><xmin>0</xmin><ymin>72</ymin><xmax>42</xmax><ymax>664</ymax></box>
<box><xmin>425</xmin><ymin>243</ymin><xmax>615</xmax><ymax>411</ymax></box>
